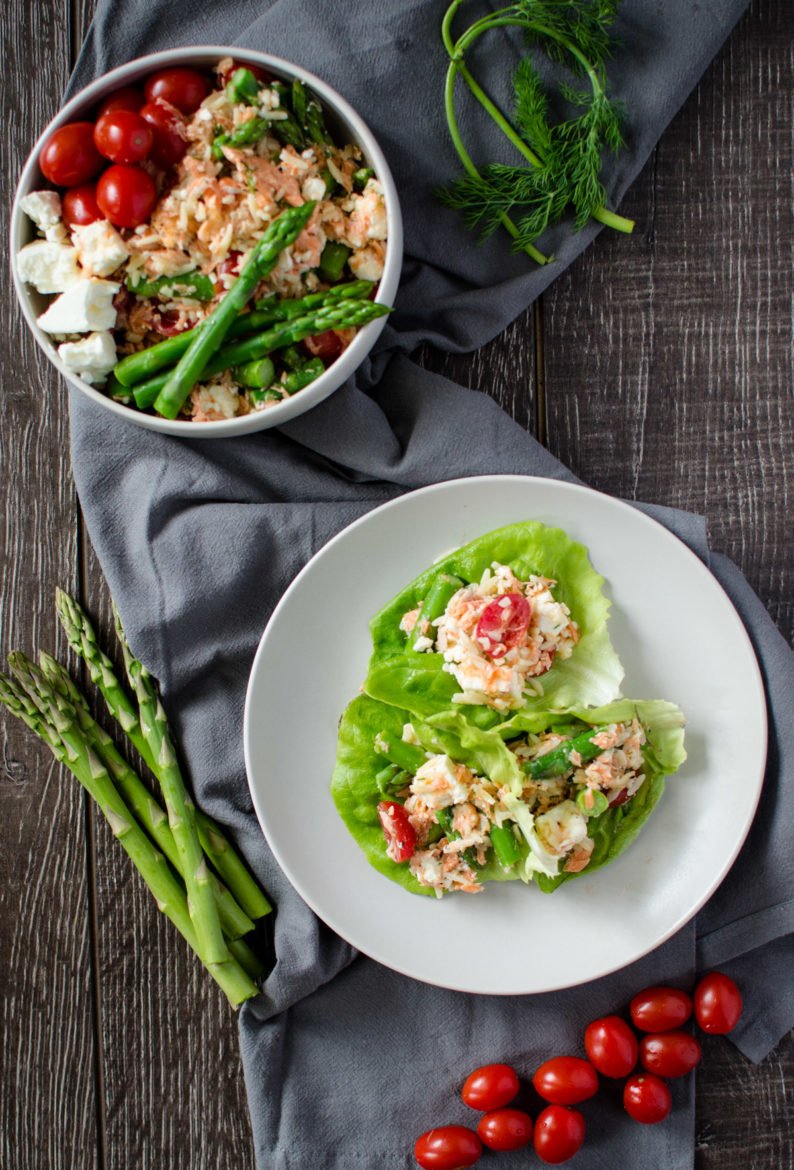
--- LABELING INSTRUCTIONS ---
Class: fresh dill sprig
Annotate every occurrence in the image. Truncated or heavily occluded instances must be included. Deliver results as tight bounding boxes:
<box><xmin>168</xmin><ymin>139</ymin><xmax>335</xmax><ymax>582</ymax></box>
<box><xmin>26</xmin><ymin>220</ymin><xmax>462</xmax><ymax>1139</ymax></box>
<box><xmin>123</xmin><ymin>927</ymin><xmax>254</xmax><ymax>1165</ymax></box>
<box><xmin>439</xmin><ymin>0</ymin><xmax>634</xmax><ymax>262</ymax></box>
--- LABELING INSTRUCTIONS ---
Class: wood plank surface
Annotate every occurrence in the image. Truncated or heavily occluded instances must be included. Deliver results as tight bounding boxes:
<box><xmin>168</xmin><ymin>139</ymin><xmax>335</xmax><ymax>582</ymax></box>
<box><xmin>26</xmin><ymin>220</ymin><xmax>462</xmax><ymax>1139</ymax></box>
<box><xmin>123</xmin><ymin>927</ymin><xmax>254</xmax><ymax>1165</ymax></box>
<box><xmin>0</xmin><ymin>1</ymin><xmax>790</xmax><ymax>1168</ymax></box>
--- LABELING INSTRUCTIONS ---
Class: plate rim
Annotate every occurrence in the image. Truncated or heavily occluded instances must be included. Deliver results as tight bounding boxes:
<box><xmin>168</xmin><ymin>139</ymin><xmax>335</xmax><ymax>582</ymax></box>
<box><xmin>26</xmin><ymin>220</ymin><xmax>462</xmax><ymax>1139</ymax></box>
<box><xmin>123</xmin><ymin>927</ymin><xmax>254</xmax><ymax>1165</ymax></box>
<box><xmin>243</xmin><ymin>474</ymin><xmax>768</xmax><ymax>994</ymax></box>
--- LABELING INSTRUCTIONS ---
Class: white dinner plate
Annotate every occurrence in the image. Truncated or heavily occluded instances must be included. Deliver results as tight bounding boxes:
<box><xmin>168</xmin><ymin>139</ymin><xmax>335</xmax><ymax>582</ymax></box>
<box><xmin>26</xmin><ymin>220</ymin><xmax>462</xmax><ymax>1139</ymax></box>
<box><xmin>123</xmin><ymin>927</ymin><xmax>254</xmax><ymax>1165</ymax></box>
<box><xmin>243</xmin><ymin>476</ymin><xmax>767</xmax><ymax>994</ymax></box>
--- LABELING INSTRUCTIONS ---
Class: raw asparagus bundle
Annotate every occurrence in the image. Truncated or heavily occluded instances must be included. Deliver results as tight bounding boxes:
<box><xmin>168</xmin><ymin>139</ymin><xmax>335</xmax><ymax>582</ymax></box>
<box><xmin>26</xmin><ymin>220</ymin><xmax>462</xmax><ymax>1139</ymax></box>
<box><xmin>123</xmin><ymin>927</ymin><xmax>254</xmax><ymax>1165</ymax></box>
<box><xmin>0</xmin><ymin>592</ymin><xmax>272</xmax><ymax>1007</ymax></box>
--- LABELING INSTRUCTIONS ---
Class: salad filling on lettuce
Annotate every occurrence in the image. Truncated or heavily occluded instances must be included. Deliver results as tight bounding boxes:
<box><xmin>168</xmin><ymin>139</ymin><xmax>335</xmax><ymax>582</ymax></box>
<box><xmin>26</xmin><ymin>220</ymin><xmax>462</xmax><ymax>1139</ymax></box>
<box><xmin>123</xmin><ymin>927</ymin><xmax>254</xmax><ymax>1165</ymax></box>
<box><xmin>332</xmin><ymin>696</ymin><xmax>686</xmax><ymax>899</ymax></box>
<box><xmin>365</xmin><ymin>521</ymin><xmax>624</xmax><ymax>725</ymax></box>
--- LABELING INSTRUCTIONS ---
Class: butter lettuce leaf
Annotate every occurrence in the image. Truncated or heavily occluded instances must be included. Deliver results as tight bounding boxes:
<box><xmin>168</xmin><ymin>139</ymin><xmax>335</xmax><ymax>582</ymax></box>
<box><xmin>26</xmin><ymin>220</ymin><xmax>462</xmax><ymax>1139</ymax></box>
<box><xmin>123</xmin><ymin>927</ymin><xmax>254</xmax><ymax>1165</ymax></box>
<box><xmin>364</xmin><ymin>520</ymin><xmax>624</xmax><ymax>724</ymax></box>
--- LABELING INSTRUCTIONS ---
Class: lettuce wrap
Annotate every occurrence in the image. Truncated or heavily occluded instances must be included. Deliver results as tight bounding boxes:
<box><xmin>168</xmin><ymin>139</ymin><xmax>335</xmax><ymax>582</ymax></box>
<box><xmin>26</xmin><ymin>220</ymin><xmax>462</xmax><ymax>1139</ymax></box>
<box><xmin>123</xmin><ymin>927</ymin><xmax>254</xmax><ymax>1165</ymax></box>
<box><xmin>363</xmin><ymin>520</ymin><xmax>624</xmax><ymax>727</ymax></box>
<box><xmin>331</xmin><ymin>695</ymin><xmax>686</xmax><ymax>898</ymax></box>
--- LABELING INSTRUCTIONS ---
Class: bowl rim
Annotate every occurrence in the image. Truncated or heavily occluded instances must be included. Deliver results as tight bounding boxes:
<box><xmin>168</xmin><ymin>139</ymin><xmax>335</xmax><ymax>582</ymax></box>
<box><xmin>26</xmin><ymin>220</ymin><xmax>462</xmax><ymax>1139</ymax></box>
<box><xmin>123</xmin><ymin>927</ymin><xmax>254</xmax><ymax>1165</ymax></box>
<box><xmin>10</xmin><ymin>44</ymin><xmax>403</xmax><ymax>437</ymax></box>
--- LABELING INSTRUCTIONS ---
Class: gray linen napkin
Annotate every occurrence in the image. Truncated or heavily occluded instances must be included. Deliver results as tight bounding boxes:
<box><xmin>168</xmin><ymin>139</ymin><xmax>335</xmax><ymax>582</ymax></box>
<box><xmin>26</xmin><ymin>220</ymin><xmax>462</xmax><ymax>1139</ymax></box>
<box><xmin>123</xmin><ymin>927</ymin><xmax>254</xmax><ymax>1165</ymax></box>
<box><xmin>65</xmin><ymin>1</ymin><xmax>794</xmax><ymax>1166</ymax></box>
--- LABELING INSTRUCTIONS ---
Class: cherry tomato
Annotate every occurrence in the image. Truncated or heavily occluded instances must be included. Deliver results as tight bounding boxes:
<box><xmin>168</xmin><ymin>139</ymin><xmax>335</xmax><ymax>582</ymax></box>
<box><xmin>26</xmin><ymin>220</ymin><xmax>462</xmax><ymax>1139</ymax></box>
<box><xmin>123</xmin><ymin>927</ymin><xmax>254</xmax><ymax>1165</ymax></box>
<box><xmin>94</xmin><ymin>110</ymin><xmax>153</xmax><ymax>164</ymax></box>
<box><xmin>533</xmin><ymin>1105</ymin><xmax>585</xmax><ymax>1165</ymax></box>
<box><xmin>62</xmin><ymin>184</ymin><xmax>103</xmax><ymax>227</ymax></box>
<box><xmin>96</xmin><ymin>85</ymin><xmax>145</xmax><ymax>116</ymax></box>
<box><xmin>532</xmin><ymin>1056</ymin><xmax>598</xmax><ymax>1105</ymax></box>
<box><xmin>623</xmin><ymin>1073</ymin><xmax>672</xmax><ymax>1124</ymax></box>
<box><xmin>414</xmin><ymin>1126</ymin><xmax>482</xmax><ymax>1170</ymax></box>
<box><xmin>144</xmin><ymin>67</ymin><xmax>210</xmax><ymax>114</ymax></box>
<box><xmin>461</xmin><ymin>1063</ymin><xmax>519</xmax><ymax>1111</ymax></box>
<box><xmin>477</xmin><ymin>1109</ymin><xmax>533</xmax><ymax>1152</ymax></box>
<box><xmin>376</xmin><ymin>800</ymin><xmax>416</xmax><ymax>863</ymax></box>
<box><xmin>303</xmin><ymin>330</ymin><xmax>346</xmax><ymax>361</ymax></box>
<box><xmin>694</xmin><ymin>972</ymin><xmax>743</xmax><ymax>1034</ymax></box>
<box><xmin>218</xmin><ymin>59</ymin><xmax>274</xmax><ymax>87</ymax></box>
<box><xmin>475</xmin><ymin>593</ymin><xmax>531</xmax><ymax>658</ymax></box>
<box><xmin>140</xmin><ymin>99</ymin><xmax>188</xmax><ymax>169</ymax></box>
<box><xmin>608</xmin><ymin>787</ymin><xmax>630</xmax><ymax>807</ymax></box>
<box><xmin>39</xmin><ymin>122</ymin><xmax>104</xmax><ymax>187</ymax></box>
<box><xmin>584</xmin><ymin>1015</ymin><xmax>638</xmax><ymax>1078</ymax></box>
<box><xmin>630</xmin><ymin>986</ymin><xmax>693</xmax><ymax>1033</ymax></box>
<box><xmin>639</xmin><ymin>1031</ymin><xmax>702</xmax><ymax>1078</ymax></box>
<box><xmin>96</xmin><ymin>164</ymin><xmax>158</xmax><ymax>229</ymax></box>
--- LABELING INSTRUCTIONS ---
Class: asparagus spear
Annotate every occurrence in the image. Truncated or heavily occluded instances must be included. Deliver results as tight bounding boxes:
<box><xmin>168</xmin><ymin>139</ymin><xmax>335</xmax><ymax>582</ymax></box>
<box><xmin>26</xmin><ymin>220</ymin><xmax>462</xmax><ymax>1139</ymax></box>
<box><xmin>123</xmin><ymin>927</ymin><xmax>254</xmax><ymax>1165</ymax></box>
<box><xmin>525</xmin><ymin>726</ymin><xmax>612</xmax><ymax>779</ymax></box>
<box><xmin>153</xmin><ymin>202</ymin><xmax>316</xmax><ymax>420</ymax></box>
<box><xmin>410</xmin><ymin>573</ymin><xmax>463</xmax><ymax>651</ymax></box>
<box><xmin>373</xmin><ymin>734</ymin><xmax>427</xmax><ymax>774</ymax></box>
<box><xmin>38</xmin><ymin>653</ymin><xmax>255</xmax><ymax>941</ymax></box>
<box><xmin>132</xmin><ymin>298</ymin><xmax>390</xmax><ymax>410</ymax></box>
<box><xmin>113</xmin><ymin>279</ymin><xmax>375</xmax><ymax>387</ymax></box>
<box><xmin>0</xmin><ymin>667</ymin><xmax>258</xmax><ymax>1007</ymax></box>
<box><xmin>55</xmin><ymin>591</ymin><xmax>271</xmax><ymax>923</ymax></box>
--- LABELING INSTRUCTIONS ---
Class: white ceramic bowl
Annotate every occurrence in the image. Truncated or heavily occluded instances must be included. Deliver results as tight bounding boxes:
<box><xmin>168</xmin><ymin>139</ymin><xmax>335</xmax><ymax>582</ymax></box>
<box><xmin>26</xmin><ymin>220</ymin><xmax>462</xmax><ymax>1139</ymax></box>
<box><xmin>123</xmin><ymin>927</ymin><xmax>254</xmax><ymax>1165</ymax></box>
<box><xmin>10</xmin><ymin>46</ymin><xmax>403</xmax><ymax>437</ymax></box>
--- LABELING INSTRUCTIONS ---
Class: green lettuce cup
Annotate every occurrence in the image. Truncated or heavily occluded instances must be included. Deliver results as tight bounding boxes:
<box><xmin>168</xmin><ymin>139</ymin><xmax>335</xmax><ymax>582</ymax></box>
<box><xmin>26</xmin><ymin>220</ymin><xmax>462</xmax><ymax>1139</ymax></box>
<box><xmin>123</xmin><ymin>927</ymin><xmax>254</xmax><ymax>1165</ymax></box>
<box><xmin>331</xmin><ymin>695</ymin><xmax>686</xmax><ymax>899</ymax></box>
<box><xmin>364</xmin><ymin>520</ymin><xmax>624</xmax><ymax>726</ymax></box>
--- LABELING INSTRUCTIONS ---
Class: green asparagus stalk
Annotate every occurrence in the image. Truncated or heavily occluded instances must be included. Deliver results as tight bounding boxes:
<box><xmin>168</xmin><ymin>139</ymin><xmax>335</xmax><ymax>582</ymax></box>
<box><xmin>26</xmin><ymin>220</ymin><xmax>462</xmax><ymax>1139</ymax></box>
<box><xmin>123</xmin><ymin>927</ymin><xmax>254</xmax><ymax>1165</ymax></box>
<box><xmin>113</xmin><ymin>279</ymin><xmax>375</xmax><ymax>387</ymax></box>
<box><xmin>55</xmin><ymin>591</ymin><xmax>271</xmax><ymax>925</ymax></box>
<box><xmin>525</xmin><ymin>725</ymin><xmax>612</xmax><ymax>779</ymax></box>
<box><xmin>39</xmin><ymin>653</ymin><xmax>255</xmax><ymax>942</ymax></box>
<box><xmin>133</xmin><ymin>298</ymin><xmax>390</xmax><ymax>410</ymax></box>
<box><xmin>1</xmin><ymin>665</ymin><xmax>257</xmax><ymax>1007</ymax></box>
<box><xmin>154</xmin><ymin>202</ymin><xmax>316</xmax><ymax>419</ymax></box>
<box><xmin>111</xmin><ymin>605</ymin><xmax>273</xmax><ymax>923</ymax></box>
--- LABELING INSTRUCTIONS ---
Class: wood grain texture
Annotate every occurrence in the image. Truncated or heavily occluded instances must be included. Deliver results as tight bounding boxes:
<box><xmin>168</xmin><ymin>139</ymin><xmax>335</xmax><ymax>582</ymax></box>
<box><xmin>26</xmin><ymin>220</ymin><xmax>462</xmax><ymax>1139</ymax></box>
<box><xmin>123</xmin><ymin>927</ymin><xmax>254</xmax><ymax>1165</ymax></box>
<box><xmin>0</xmin><ymin>2</ymin><xmax>98</xmax><ymax>1168</ymax></box>
<box><xmin>0</xmin><ymin>0</ymin><xmax>790</xmax><ymax>1167</ymax></box>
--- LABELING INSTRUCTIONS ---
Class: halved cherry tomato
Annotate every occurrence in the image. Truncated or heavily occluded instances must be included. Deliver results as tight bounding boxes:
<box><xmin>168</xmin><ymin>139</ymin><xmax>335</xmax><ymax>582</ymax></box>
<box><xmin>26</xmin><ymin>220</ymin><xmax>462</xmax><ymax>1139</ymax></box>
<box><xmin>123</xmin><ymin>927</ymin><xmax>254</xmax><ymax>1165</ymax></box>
<box><xmin>639</xmin><ymin>1031</ymin><xmax>702</xmax><ymax>1078</ymax></box>
<box><xmin>532</xmin><ymin>1056</ymin><xmax>598</xmax><ymax>1105</ymax></box>
<box><xmin>215</xmin><ymin>251</ymin><xmax>243</xmax><ymax>287</ymax></box>
<box><xmin>462</xmin><ymin>1063</ymin><xmax>519</xmax><ymax>1111</ymax></box>
<box><xmin>694</xmin><ymin>972</ymin><xmax>743</xmax><ymax>1034</ymax></box>
<box><xmin>630</xmin><ymin>986</ymin><xmax>693</xmax><ymax>1033</ymax></box>
<box><xmin>96</xmin><ymin>165</ymin><xmax>157</xmax><ymax>229</ymax></box>
<box><xmin>96</xmin><ymin>85</ymin><xmax>145</xmax><ymax>117</ymax></box>
<box><xmin>623</xmin><ymin>1073</ymin><xmax>672</xmax><ymax>1124</ymax></box>
<box><xmin>477</xmin><ymin>1108</ymin><xmax>533</xmax><ymax>1151</ymax></box>
<box><xmin>414</xmin><ymin>1126</ymin><xmax>482</xmax><ymax>1170</ymax></box>
<box><xmin>94</xmin><ymin>110</ymin><xmax>153</xmax><ymax>164</ymax></box>
<box><xmin>218</xmin><ymin>60</ymin><xmax>274</xmax><ymax>87</ymax></box>
<box><xmin>303</xmin><ymin>330</ymin><xmax>345</xmax><ymax>361</ymax></box>
<box><xmin>608</xmin><ymin>787</ymin><xmax>630</xmax><ymax>807</ymax></box>
<box><xmin>140</xmin><ymin>99</ymin><xmax>187</xmax><ymax>169</ymax></box>
<box><xmin>144</xmin><ymin>67</ymin><xmax>210</xmax><ymax>114</ymax></box>
<box><xmin>533</xmin><ymin>1105</ymin><xmax>585</xmax><ymax>1165</ymax></box>
<box><xmin>39</xmin><ymin>122</ymin><xmax>104</xmax><ymax>187</ymax></box>
<box><xmin>584</xmin><ymin>1015</ymin><xmax>638</xmax><ymax>1078</ymax></box>
<box><xmin>474</xmin><ymin>593</ymin><xmax>530</xmax><ymax>658</ymax></box>
<box><xmin>62</xmin><ymin>184</ymin><xmax>103</xmax><ymax>227</ymax></box>
<box><xmin>376</xmin><ymin>800</ymin><xmax>416</xmax><ymax>863</ymax></box>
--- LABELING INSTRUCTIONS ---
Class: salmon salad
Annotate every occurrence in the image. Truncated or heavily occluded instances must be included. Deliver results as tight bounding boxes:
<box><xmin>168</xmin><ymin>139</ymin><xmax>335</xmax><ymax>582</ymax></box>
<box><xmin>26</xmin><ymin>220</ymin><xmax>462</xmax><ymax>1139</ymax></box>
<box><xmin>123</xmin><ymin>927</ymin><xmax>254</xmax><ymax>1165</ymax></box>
<box><xmin>17</xmin><ymin>57</ymin><xmax>390</xmax><ymax>420</ymax></box>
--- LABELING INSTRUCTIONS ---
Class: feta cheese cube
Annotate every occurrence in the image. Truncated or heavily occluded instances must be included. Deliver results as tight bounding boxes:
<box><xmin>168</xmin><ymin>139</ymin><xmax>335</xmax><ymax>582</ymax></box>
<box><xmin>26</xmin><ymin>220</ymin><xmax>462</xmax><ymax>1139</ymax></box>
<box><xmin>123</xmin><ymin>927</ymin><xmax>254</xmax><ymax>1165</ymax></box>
<box><xmin>57</xmin><ymin>331</ymin><xmax>117</xmax><ymax>385</ymax></box>
<box><xmin>45</xmin><ymin>223</ymin><xmax>69</xmax><ymax>244</ymax></box>
<box><xmin>17</xmin><ymin>240</ymin><xmax>82</xmax><ymax>294</ymax></box>
<box><xmin>71</xmin><ymin>220</ymin><xmax>129</xmax><ymax>278</ymax></box>
<box><xmin>19</xmin><ymin>190</ymin><xmax>62</xmax><ymax>231</ymax></box>
<box><xmin>36</xmin><ymin>279</ymin><xmax>120</xmax><ymax>334</ymax></box>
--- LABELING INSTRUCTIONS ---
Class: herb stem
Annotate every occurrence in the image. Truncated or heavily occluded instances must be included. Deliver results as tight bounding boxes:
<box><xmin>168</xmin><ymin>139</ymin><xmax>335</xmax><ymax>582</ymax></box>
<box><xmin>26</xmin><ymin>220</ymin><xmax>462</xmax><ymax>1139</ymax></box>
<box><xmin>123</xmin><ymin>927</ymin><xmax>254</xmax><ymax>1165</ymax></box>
<box><xmin>444</xmin><ymin>61</ymin><xmax>549</xmax><ymax>265</ymax></box>
<box><xmin>441</xmin><ymin>1</ymin><xmax>635</xmax><ymax>244</ymax></box>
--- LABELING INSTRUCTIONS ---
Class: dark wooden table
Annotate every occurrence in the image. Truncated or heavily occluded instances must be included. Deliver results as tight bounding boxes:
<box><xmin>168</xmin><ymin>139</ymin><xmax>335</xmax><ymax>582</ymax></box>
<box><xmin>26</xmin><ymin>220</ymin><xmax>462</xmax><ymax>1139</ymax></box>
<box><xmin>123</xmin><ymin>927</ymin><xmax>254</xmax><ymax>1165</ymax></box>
<box><xmin>1</xmin><ymin>2</ymin><xmax>791</xmax><ymax>1166</ymax></box>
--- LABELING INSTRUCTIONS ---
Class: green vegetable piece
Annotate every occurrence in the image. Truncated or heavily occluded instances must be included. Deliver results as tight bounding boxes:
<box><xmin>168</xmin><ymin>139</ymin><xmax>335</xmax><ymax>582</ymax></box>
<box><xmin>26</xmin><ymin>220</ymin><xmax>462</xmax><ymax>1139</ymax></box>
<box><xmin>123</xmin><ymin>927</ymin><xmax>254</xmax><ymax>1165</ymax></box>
<box><xmin>212</xmin><ymin>116</ymin><xmax>270</xmax><ymax>159</ymax></box>
<box><xmin>318</xmin><ymin>241</ymin><xmax>351</xmax><ymax>283</ymax></box>
<box><xmin>234</xmin><ymin>356</ymin><xmax>275</xmax><ymax>390</ymax></box>
<box><xmin>374</xmin><ymin>733</ymin><xmax>426</xmax><ymax>774</ymax></box>
<box><xmin>435</xmin><ymin>806</ymin><xmax>477</xmax><ymax>867</ymax></box>
<box><xmin>127</xmin><ymin>270</ymin><xmax>215</xmax><ymax>301</ymax></box>
<box><xmin>249</xmin><ymin>387</ymin><xmax>282</xmax><ymax>409</ymax></box>
<box><xmin>375</xmin><ymin>763</ymin><xmax>410</xmax><ymax>797</ymax></box>
<box><xmin>278</xmin><ymin>344</ymin><xmax>305</xmax><ymax>370</ymax></box>
<box><xmin>281</xmin><ymin>357</ymin><xmax>324</xmax><ymax>395</ymax></box>
<box><xmin>526</xmin><ymin>726</ymin><xmax>612</xmax><ymax>780</ymax></box>
<box><xmin>304</xmin><ymin>98</ymin><xmax>332</xmax><ymax>145</ymax></box>
<box><xmin>270</xmin><ymin>114</ymin><xmax>305</xmax><ymax>151</ymax></box>
<box><xmin>153</xmin><ymin>202</ymin><xmax>316</xmax><ymax>419</ymax></box>
<box><xmin>576</xmin><ymin>788</ymin><xmax>610</xmax><ymax>818</ymax></box>
<box><xmin>353</xmin><ymin>166</ymin><xmax>375</xmax><ymax>191</ymax></box>
<box><xmin>226</xmin><ymin>67</ymin><xmax>261</xmax><ymax>105</ymax></box>
<box><xmin>131</xmin><ymin>297</ymin><xmax>388</xmax><ymax>409</ymax></box>
<box><xmin>410</xmin><ymin>573</ymin><xmax>463</xmax><ymax>651</ymax></box>
<box><xmin>291</xmin><ymin>79</ymin><xmax>308</xmax><ymax>128</ymax></box>
<box><xmin>490</xmin><ymin>823</ymin><xmax>520</xmax><ymax>869</ymax></box>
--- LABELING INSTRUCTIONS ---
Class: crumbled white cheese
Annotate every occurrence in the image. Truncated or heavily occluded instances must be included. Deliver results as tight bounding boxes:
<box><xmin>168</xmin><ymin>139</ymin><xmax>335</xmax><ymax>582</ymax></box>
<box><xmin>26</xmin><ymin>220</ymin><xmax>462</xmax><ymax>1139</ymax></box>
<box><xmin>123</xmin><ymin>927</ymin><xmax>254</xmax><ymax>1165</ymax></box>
<box><xmin>57</xmin><ymin>331</ymin><xmax>117</xmax><ymax>385</ymax></box>
<box><xmin>348</xmin><ymin>245</ymin><xmax>384</xmax><ymax>282</ymax></box>
<box><xmin>45</xmin><ymin>222</ymin><xmax>69</xmax><ymax>244</ymax></box>
<box><xmin>19</xmin><ymin>190</ymin><xmax>62</xmax><ymax>231</ymax></box>
<box><xmin>301</xmin><ymin>175</ymin><xmax>327</xmax><ymax>202</ymax></box>
<box><xmin>17</xmin><ymin>240</ymin><xmax>82</xmax><ymax>294</ymax></box>
<box><xmin>36</xmin><ymin>279</ymin><xmax>119</xmax><ymax>334</ymax></box>
<box><xmin>71</xmin><ymin>220</ymin><xmax>129</xmax><ymax>278</ymax></box>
